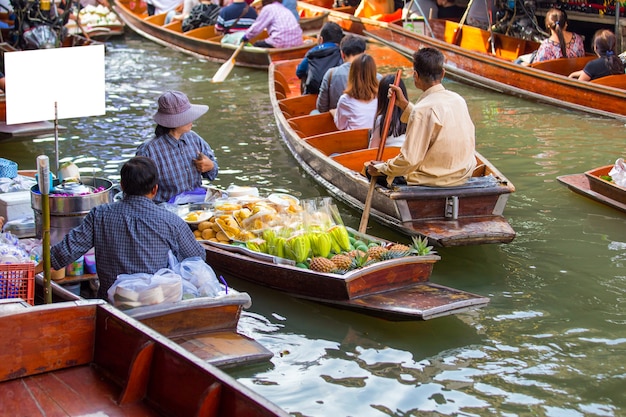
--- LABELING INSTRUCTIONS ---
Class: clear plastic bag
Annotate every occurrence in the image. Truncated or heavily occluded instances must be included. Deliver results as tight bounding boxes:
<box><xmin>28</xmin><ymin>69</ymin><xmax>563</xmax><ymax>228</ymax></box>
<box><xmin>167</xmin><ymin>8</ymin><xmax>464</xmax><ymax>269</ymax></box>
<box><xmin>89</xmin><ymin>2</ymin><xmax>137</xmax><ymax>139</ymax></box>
<box><xmin>168</xmin><ymin>252</ymin><xmax>225</xmax><ymax>298</ymax></box>
<box><xmin>107</xmin><ymin>268</ymin><xmax>183</xmax><ymax>310</ymax></box>
<box><xmin>609</xmin><ymin>158</ymin><xmax>626</xmax><ymax>187</ymax></box>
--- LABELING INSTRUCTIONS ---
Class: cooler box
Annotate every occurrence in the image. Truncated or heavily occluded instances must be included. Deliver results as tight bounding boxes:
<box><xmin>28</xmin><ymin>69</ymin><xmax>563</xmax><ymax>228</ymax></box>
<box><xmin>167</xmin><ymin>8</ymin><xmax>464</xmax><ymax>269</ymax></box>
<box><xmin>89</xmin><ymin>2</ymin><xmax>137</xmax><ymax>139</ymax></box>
<box><xmin>0</xmin><ymin>191</ymin><xmax>33</xmax><ymax>222</ymax></box>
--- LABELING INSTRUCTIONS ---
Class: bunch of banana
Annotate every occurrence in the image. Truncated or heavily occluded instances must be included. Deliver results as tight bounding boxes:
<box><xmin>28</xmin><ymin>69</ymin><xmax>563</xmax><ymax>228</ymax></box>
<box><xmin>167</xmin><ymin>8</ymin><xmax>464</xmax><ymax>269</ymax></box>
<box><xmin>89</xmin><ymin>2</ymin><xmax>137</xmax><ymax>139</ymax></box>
<box><xmin>246</xmin><ymin>238</ymin><xmax>267</xmax><ymax>253</ymax></box>
<box><xmin>309</xmin><ymin>232</ymin><xmax>332</xmax><ymax>258</ymax></box>
<box><xmin>286</xmin><ymin>234</ymin><xmax>311</xmax><ymax>263</ymax></box>
<box><xmin>328</xmin><ymin>225</ymin><xmax>351</xmax><ymax>252</ymax></box>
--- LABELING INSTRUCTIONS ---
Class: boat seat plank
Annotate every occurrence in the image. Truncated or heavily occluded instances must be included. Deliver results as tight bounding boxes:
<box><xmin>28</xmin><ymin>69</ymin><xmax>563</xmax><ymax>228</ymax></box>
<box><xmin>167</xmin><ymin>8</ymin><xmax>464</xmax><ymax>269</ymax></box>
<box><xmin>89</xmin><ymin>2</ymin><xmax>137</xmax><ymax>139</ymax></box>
<box><xmin>173</xmin><ymin>331</ymin><xmax>273</xmax><ymax>368</ymax></box>
<box><xmin>590</xmin><ymin>74</ymin><xmax>626</xmax><ymax>89</ymax></box>
<box><xmin>305</xmin><ymin>128</ymin><xmax>370</xmax><ymax>155</ymax></box>
<box><xmin>278</xmin><ymin>94</ymin><xmax>317</xmax><ymax>118</ymax></box>
<box><xmin>186</xmin><ymin>25</ymin><xmax>218</xmax><ymax>39</ymax></box>
<box><xmin>530</xmin><ymin>55</ymin><xmax>596</xmax><ymax>76</ymax></box>
<box><xmin>0</xmin><ymin>305</ymin><xmax>95</xmax><ymax>381</ymax></box>
<box><xmin>331</xmin><ymin>147</ymin><xmax>401</xmax><ymax>172</ymax></box>
<box><xmin>163</xmin><ymin>20</ymin><xmax>183</xmax><ymax>32</ymax></box>
<box><xmin>197</xmin><ymin>381</ymin><xmax>222</xmax><ymax>417</ymax></box>
<box><xmin>288</xmin><ymin>112</ymin><xmax>337</xmax><ymax>137</ymax></box>
<box><xmin>118</xmin><ymin>340</ymin><xmax>155</xmax><ymax>405</ymax></box>
<box><xmin>144</xmin><ymin>13</ymin><xmax>166</xmax><ymax>25</ymax></box>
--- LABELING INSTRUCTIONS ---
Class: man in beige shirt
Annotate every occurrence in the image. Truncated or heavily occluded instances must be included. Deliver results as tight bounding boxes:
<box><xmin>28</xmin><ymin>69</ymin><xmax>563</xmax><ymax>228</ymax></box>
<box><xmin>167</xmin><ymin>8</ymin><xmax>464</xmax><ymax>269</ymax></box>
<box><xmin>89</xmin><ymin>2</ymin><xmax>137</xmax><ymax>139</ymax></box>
<box><xmin>367</xmin><ymin>47</ymin><xmax>476</xmax><ymax>187</ymax></box>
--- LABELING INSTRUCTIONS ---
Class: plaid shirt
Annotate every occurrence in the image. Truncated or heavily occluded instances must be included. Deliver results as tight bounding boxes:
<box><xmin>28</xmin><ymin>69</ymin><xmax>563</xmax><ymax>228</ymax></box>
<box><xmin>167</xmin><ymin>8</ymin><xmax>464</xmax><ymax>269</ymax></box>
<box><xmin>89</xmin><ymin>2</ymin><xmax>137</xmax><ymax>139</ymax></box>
<box><xmin>136</xmin><ymin>131</ymin><xmax>219</xmax><ymax>204</ymax></box>
<box><xmin>50</xmin><ymin>195</ymin><xmax>206</xmax><ymax>299</ymax></box>
<box><xmin>244</xmin><ymin>2</ymin><xmax>303</xmax><ymax>48</ymax></box>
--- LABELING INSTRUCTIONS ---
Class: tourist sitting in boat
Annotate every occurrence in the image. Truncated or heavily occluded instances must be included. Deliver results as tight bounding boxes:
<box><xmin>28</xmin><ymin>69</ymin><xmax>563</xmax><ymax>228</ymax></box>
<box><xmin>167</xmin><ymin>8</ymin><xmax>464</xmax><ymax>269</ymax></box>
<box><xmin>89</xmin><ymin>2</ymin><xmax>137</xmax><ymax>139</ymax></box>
<box><xmin>330</xmin><ymin>53</ymin><xmax>379</xmax><ymax>131</ymax></box>
<box><xmin>215</xmin><ymin>0</ymin><xmax>257</xmax><ymax>36</ymax></box>
<box><xmin>369</xmin><ymin>75</ymin><xmax>407</xmax><ymax>149</ymax></box>
<box><xmin>569</xmin><ymin>29</ymin><xmax>625</xmax><ymax>82</ymax></box>
<box><xmin>366</xmin><ymin>47</ymin><xmax>476</xmax><ymax>187</ymax></box>
<box><xmin>519</xmin><ymin>8</ymin><xmax>585</xmax><ymax>66</ymax></box>
<box><xmin>296</xmin><ymin>22</ymin><xmax>344</xmax><ymax>95</ymax></box>
<box><xmin>39</xmin><ymin>156</ymin><xmax>206</xmax><ymax>299</ymax></box>
<box><xmin>316</xmin><ymin>35</ymin><xmax>367</xmax><ymax>113</ymax></box>
<box><xmin>146</xmin><ymin>0</ymin><xmax>182</xmax><ymax>16</ymax></box>
<box><xmin>240</xmin><ymin>0</ymin><xmax>303</xmax><ymax>48</ymax></box>
<box><xmin>136</xmin><ymin>90</ymin><xmax>219</xmax><ymax>204</ymax></box>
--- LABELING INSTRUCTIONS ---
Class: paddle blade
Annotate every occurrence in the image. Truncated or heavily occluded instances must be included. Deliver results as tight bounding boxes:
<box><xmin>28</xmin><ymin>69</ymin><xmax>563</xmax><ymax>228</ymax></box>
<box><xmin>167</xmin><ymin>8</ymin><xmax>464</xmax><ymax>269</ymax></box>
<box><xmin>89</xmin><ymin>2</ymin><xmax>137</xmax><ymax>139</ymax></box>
<box><xmin>211</xmin><ymin>58</ymin><xmax>236</xmax><ymax>83</ymax></box>
<box><xmin>211</xmin><ymin>43</ymin><xmax>244</xmax><ymax>83</ymax></box>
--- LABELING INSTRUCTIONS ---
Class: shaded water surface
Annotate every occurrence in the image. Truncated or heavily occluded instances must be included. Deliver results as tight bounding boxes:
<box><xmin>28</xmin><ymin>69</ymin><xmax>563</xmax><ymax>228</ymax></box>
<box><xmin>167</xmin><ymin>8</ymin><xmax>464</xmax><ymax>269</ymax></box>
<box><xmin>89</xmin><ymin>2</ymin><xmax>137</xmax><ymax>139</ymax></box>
<box><xmin>1</xmin><ymin>34</ymin><xmax>625</xmax><ymax>416</ymax></box>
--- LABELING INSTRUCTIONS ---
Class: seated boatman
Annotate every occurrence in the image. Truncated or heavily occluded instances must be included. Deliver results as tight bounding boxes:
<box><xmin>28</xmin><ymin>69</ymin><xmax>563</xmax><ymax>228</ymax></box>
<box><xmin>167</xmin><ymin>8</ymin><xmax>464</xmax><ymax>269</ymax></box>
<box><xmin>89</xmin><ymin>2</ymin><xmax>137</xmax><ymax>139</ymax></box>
<box><xmin>37</xmin><ymin>156</ymin><xmax>206</xmax><ymax>299</ymax></box>
<box><xmin>366</xmin><ymin>47</ymin><xmax>476</xmax><ymax>188</ymax></box>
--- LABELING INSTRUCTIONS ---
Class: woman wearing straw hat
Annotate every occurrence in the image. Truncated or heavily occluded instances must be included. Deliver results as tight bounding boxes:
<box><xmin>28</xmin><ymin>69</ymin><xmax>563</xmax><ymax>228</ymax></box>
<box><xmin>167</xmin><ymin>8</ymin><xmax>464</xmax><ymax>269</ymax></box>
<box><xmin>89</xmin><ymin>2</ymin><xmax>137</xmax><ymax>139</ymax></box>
<box><xmin>136</xmin><ymin>91</ymin><xmax>219</xmax><ymax>204</ymax></box>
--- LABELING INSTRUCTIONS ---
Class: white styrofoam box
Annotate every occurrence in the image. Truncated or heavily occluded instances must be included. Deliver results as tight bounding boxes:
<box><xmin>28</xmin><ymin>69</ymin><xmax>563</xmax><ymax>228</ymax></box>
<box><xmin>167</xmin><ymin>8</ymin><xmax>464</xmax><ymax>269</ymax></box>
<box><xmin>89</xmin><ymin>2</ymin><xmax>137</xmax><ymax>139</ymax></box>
<box><xmin>0</xmin><ymin>191</ymin><xmax>34</xmax><ymax>222</ymax></box>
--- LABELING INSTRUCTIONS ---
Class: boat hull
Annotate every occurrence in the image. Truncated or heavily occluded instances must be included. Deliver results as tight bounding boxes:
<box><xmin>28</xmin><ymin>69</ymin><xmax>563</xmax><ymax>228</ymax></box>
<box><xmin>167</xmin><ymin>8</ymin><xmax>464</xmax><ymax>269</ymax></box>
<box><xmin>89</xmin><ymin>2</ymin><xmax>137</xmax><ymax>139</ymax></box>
<box><xmin>558</xmin><ymin>165</ymin><xmax>626</xmax><ymax>213</ymax></box>
<box><xmin>113</xmin><ymin>0</ymin><xmax>318</xmax><ymax>68</ymax></box>
<box><xmin>203</xmin><ymin>239</ymin><xmax>490</xmax><ymax>321</ymax></box>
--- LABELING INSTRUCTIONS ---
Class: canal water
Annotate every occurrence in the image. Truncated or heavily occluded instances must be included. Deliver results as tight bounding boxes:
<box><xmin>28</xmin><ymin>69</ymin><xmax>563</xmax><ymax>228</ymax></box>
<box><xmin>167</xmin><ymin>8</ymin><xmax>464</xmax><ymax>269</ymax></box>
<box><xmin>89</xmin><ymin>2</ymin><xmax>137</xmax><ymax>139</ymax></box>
<box><xmin>2</xmin><ymin>33</ymin><xmax>626</xmax><ymax>416</ymax></box>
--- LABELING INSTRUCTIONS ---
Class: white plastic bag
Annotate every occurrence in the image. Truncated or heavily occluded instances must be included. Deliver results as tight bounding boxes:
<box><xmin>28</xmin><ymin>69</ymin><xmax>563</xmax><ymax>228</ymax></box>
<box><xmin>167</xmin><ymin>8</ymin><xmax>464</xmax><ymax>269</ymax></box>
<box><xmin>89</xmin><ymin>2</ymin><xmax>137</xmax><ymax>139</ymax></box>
<box><xmin>609</xmin><ymin>158</ymin><xmax>626</xmax><ymax>187</ymax></box>
<box><xmin>107</xmin><ymin>268</ymin><xmax>183</xmax><ymax>309</ymax></box>
<box><xmin>168</xmin><ymin>252</ymin><xmax>225</xmax><ymax>298</ymax></box>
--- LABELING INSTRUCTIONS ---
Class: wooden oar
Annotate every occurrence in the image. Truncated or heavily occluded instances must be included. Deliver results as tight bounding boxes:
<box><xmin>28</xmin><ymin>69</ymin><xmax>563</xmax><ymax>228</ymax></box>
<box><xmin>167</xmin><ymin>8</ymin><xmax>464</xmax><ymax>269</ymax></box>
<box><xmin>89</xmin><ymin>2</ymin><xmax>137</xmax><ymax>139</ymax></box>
<box><xmin>451</xmin><ymin>0</ymin><xmax>474</xmax><ymax>45</ymax></box>
<box><xmin>211</xmin><ymin>42</ymin><xmax>245</xmax><ymax>83</ymax></box>
<box><xmin>358</xmin><ymin>69</ymin><xmax>403</xmax><ymax>234</ymax></box>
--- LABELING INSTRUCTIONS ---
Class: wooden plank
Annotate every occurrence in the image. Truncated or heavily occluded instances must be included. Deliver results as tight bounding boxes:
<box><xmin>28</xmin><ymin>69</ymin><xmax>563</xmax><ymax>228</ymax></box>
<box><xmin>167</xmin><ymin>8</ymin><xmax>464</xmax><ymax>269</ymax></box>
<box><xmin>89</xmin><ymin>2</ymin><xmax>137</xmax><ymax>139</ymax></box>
<box><xmin>118</xmin><ymin>340</ymin><xmax>155</xmax><ymax>405</ymax></box>
<box><xmin>305</xmin><ymin>128</ymin><xmax>370</xmax><ymax>155</ymax></box>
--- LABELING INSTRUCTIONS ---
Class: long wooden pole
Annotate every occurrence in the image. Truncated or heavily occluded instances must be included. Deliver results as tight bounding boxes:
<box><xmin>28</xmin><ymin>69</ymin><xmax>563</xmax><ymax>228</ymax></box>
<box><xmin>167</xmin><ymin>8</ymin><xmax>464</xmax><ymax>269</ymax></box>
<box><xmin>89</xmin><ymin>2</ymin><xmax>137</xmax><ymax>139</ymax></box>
<box><xmin>37</xmin><ymin>155</ymin><xmax>52</xmax><ymax>304</ymax></box>
<box><xmin>452</xmin><ymin>0</ymin><xmax>474</xmax><ymax>45</ymax></box>
<box><xmin>211</xmin><ymin>42</ymin><xmax>245</xmax><ymax>83</ymax></box>
<box><xmin>358</xmin><ymin>69</ymin><xmax>403</xmax><ymax>234</ymax></box>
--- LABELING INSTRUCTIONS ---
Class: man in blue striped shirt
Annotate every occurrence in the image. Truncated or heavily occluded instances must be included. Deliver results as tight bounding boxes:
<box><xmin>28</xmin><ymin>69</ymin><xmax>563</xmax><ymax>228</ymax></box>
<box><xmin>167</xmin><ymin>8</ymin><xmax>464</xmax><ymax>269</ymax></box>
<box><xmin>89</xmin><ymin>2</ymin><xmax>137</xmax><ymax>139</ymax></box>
<box><xmin>47</xmin><ymin>156</ymin><xmax>206</xmax><ymax>299</ymax></box>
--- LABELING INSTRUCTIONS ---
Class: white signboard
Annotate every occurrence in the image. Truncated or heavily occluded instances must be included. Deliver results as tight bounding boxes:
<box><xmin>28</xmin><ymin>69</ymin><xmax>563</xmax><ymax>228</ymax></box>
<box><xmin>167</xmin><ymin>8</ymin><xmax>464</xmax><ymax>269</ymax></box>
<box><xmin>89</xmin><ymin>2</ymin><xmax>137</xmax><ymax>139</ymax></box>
<box><xmin>4</xmin><ymin>44</ymin><xmax>105</xmax><ymax>125</ymax></box>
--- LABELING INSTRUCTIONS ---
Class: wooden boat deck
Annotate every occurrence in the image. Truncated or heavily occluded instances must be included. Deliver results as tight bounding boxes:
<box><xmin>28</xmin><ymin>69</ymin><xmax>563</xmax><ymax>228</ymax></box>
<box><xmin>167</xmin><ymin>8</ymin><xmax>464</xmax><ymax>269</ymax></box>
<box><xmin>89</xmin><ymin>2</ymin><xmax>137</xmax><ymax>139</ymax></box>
<box><xmin>0</xmin><ymin>300</ymin><xmax>289</xmax><ymax>416</ymax></box>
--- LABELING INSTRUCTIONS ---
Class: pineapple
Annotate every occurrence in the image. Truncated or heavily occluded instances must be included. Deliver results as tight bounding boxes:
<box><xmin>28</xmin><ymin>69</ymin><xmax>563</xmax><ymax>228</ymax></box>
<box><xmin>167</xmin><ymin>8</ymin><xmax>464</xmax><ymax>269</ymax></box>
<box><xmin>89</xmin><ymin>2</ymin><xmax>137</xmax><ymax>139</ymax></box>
<box><xmin>388</xmin><ymin>243</ymin><xmax>410</xmax><ymax>252</ymax></box>
<box><xmin>367</xmin><ymin>244</ymin><xmax>388</xmax><ymax>260</ymax></box>
<box><xmin>349</xmin><ymin>251</ymin><xmax>375</xmax><ymax>269</ymax></box>
<box><xmin>331</xmin><ymin>254</ymin><xmax>352</xmax><ymax>270</ymax></box>
<box><xmin>410</xmin><ymin>236</ymin><xmax>436</xmax><ymax>256</ymax></box>
<box><xmin>309</xmin><ymin>257</ymin><xmax>336</xmax><ymax>273</ymax></box>
<box><xmin>346</xmin><ymin>249</ymin><xmax>367</xmax><ymax>259</ymax></box>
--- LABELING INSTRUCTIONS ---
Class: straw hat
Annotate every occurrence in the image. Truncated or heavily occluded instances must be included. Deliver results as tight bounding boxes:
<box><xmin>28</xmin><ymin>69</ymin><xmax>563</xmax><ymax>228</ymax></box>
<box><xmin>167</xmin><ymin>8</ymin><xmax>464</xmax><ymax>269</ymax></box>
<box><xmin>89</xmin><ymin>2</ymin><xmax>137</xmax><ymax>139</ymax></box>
<box><xmin>153</xmin><ymin>91</ymin><xmax>209</xmax><ymax>128</ymax></box>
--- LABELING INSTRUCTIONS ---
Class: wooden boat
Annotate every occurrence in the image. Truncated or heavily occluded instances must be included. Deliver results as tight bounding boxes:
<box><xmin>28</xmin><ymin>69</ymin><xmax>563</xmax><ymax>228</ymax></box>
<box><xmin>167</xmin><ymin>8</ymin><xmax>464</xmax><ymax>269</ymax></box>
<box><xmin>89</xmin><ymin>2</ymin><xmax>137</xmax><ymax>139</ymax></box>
<box><xmin>270</xmin><ymin>58</ymin><xmax>516</xmax><ymax>246</ymax></box>
<box><xmin>296</xmin><ymin>2</ymin><xmax>626</xmax><ymax>121</ymax></box>
<box><xmin>111</xmin><ymin>0</ymin><xmax>324</xmax><ymax>69</ymax></box>
<box><xmin>203</xmin><ymin>228</ymin><xmax>490</xmax><ymax>321</ymax></box>
<box><xmin>557</xmin><ymin>165</ymin><xmax>626</xmax><ymax>213</ymax></box>
<box><xmin>35</xmin><ymin>275</ymin><xmax>274</xmax><ymax>368</ymax></box>
<box><xmin>0</xmin><ymin>299</ymin><xmax>290</xmax><ymax>416</ymax></box>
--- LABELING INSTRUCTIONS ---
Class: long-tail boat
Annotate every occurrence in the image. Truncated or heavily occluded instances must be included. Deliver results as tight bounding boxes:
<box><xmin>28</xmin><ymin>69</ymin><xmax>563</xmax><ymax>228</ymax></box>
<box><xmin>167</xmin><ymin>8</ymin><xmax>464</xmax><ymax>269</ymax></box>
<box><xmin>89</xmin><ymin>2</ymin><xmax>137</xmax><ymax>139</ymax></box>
<box><xmin>296</xmin><ymin>1</ymin><xmax>626</xmax><ymax>121</ymax></box>
<box><xmin>557</xmin><ymin>164</ymin><xmax>626</xmax><ymax>213</ymax></box>
<box><xmin>270</xmin><ymin>57</ymin><xmax>516</xmax><ymax>246</ymax></box>
<box><xmin>111</xmin><ymin>0</ymin><xmax>326</xmax><ymax>68</ymax></box>
<box><xmin>0</xmin><ymin>299</ymin><xmax>290</xmax><ymax>416</ymax></box>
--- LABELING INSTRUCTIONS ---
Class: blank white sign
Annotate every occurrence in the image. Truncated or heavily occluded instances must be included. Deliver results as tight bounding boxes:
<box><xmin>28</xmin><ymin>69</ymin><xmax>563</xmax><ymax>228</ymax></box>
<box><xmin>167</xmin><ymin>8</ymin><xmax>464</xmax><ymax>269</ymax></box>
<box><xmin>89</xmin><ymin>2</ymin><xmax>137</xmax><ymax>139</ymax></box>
<box><xmin>4</xmin><ymin>44</ymin><xmax>105</xmax><ymax>124</ymax></box>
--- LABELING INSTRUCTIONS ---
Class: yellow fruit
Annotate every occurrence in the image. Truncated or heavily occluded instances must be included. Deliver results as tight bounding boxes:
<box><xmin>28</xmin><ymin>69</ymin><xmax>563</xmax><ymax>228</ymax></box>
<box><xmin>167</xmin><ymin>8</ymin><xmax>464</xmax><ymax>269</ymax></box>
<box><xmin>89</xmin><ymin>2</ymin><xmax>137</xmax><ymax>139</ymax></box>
<box><xmin>185</xmin><ymin>212</ymin><xmax>198</xmax><ymax>221</ymax></box>
<box><xmin>201</xmin><ymin>228</ymin><xmax>216</xmax><ymax>240</ymax></box>
<box><xmin>198</xmin><ymin>221</ymin><xmax>212</xmax><ymax>231</ymax></box>
<box><xmin>193</xmin><ymin>229</ymin><xmax>202</xmax><ymax>238</ymax></box>
<box><xmin>216</xmin><ymin>231</ymin><xmax>230</xmax><ymax>242</ymax></box>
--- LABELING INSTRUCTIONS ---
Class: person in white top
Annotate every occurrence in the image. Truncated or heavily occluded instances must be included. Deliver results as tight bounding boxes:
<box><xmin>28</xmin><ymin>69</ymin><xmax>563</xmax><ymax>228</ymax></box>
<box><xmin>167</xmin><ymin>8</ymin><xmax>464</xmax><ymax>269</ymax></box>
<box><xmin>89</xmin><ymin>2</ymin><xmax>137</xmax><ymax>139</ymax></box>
<box><xmin>331</xmin><ymin>54</ymin><xmax>379</xmax><ymax>131</ymax></box>
<box><xmin>369</xmin><ymin>75</ymin><xmax>408</xmax><ymax>148</ymax></box>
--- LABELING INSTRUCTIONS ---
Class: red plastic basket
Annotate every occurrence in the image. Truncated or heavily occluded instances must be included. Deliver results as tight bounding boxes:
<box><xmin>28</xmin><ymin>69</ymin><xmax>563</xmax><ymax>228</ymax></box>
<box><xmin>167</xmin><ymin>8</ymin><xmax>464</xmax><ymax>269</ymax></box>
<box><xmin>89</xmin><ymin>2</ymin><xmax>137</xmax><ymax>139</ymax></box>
<box><xmin>0</xmin><ymin>263</ymin><xmax>35</xmax><ymax>305</ymax></box>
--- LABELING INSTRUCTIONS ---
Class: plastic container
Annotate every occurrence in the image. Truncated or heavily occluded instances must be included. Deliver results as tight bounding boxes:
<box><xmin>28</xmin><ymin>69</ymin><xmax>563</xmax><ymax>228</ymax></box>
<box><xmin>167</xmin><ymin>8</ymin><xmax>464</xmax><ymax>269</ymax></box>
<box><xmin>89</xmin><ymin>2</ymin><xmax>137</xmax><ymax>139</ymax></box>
<box><xmin>0</xmin><ymin>263</ymin><xmax>35</xmax><ymax>305</ymax></box>
<box><xmin>0</xmin><ymin>158</ymin><xmax>18</xmax><ymax>179</ymax></box>
<box><xmin>66</xmin><ymin>256</ymin><xmax>84</xmax><ymax>276</ymax></box>
<box><xmin>84</xmin><ymin>252</ymin><xmax>96</xmax><ymax>274</ymax></box>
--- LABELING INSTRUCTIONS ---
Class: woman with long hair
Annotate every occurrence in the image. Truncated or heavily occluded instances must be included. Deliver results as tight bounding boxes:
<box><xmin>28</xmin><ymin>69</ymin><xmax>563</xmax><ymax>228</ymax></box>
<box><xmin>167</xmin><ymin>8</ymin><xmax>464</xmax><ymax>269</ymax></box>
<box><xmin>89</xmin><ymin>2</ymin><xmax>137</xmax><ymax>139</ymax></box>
<box><xmin>331</xmin><ymin>53</ymin><xmax>378</xmax><ymax>131</ymax></box>
<box><xmin>530</xmin><ymin>8</ymin><xmax>585</xmax><ymax>64</ymax></box>
<box><xmin>569</xmin><ymin>29</ymin><xmax>625</xmax><ymax>81</ymax></box>
<box><xmin>369</xmin><ymin>74</ymin><xmax>408</xmax><ymax>149</ymax></box>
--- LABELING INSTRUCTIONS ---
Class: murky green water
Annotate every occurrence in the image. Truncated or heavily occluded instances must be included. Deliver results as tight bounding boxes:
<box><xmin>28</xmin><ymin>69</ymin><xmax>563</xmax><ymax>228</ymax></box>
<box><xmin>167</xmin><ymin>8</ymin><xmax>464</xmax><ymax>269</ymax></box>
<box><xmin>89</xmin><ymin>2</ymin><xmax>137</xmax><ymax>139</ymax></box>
<box><xmin>2</xmin><ymin>33</ymin><xmax>626</xmax><ymax>416</ymax></box>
